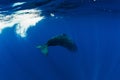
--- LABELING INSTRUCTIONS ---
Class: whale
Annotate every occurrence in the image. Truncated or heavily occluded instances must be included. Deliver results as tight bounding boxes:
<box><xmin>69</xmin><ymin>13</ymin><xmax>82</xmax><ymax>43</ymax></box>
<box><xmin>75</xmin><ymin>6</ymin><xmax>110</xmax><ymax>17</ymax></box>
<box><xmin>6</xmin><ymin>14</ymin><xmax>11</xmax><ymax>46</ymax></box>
<box><xmin>37</xmin><ymin>33</ymin><xmax>77</xmax><ymax>55</ymax></box>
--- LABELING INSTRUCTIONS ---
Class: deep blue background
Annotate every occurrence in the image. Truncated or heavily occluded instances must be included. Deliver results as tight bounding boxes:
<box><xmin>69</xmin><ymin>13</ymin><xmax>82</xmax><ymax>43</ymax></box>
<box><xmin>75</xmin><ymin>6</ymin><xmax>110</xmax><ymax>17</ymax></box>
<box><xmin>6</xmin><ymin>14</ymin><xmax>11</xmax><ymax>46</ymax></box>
<box><xmin>0</xmin><ymin>0</ymin><xmax>120</xmax><ymax>80</ymax></box>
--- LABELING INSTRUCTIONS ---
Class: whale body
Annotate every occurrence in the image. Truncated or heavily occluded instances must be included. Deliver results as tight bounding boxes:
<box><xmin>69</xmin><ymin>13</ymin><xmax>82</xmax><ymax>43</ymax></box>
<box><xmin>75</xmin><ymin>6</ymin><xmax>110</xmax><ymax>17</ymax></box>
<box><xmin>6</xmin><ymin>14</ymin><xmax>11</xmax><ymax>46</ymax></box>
<box><xmin>37</xmin><ymin>33</ymin><xmax>77</xmax><ymax>55</ymax></box>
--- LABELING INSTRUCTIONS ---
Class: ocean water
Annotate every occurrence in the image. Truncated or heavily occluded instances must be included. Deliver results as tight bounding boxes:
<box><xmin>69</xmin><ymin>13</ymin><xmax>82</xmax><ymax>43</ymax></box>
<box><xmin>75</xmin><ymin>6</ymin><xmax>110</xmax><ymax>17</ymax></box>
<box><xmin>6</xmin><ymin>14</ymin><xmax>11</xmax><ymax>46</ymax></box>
<box><xmin>0</xmin><ymin>0</ymin><xmax>120</xmax><ymax>80</ymax></box>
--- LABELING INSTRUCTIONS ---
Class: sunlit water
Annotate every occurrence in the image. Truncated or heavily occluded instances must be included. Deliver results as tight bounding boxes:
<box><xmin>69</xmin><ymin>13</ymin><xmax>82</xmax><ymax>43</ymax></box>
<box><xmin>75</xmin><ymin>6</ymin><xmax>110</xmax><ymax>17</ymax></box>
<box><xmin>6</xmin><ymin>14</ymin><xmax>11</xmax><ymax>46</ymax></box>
<box><xmin>0</xmin><ymin>8</ymin><xmax>44</xmax><ymax>37</ymax></box>
<box><xmin>0</xmin><ymin>0</ymin><xmax>120</xmax><ymax>80</ymax></box>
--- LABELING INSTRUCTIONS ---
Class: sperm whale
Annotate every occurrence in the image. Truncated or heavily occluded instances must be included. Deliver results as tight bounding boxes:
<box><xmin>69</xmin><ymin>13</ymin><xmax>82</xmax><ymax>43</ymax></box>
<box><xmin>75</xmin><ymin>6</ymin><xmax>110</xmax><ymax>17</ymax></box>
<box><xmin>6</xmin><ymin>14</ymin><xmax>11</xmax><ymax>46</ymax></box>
<box><xmin>37</xmin><ymin>33</ymin><xmax>77</xmax><ymax>55</ymax></box>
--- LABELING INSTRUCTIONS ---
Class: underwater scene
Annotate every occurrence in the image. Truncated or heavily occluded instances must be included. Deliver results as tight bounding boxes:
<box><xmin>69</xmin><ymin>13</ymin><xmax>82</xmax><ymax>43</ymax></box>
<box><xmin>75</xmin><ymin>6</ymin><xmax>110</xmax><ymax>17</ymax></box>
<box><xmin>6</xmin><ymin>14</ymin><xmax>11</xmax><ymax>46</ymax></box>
<box><xmin>0</xmin><ymin>0</ymin><xmax>120</xmax><ymax>80</ymax></box>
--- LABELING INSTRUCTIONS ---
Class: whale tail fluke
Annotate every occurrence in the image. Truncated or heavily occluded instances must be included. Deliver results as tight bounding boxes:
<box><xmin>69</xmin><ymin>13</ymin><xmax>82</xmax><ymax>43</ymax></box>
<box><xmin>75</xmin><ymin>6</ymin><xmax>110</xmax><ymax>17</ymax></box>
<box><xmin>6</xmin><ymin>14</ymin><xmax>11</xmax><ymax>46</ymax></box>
<box><xmin>36</xmin><ymin>44</ymin><xmax>48</xmax><ymax>56</ymax></box>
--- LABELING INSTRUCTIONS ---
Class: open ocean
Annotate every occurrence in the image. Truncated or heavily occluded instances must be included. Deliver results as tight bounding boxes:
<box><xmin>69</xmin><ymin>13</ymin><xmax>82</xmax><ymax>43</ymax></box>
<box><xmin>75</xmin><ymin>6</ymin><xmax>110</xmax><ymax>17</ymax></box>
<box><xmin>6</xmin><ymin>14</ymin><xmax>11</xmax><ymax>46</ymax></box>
<box><xmin>0</xmin><ymin>0</ymin><xmax>120</xmax><ymax>80</ymax></box>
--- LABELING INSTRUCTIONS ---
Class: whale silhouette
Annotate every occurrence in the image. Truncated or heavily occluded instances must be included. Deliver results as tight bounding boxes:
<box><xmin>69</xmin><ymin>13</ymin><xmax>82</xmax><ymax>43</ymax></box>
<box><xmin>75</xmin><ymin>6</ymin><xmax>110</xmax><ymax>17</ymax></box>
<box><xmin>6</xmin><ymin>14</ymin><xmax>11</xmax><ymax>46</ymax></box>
<box><xmin>37</xmin><ymin>33</ymin><xmax>77</xmax><ymax>55</ymax></box>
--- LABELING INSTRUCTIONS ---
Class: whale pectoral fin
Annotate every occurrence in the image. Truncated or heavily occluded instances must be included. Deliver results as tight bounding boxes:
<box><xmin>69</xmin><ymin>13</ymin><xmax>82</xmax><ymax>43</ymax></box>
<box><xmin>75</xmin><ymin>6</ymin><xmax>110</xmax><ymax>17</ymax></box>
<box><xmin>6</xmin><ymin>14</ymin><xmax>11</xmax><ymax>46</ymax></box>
<box><xmin>36</xmin><ymin>45</ymin><xmax>48</xmax><ymax>56</ymax></box>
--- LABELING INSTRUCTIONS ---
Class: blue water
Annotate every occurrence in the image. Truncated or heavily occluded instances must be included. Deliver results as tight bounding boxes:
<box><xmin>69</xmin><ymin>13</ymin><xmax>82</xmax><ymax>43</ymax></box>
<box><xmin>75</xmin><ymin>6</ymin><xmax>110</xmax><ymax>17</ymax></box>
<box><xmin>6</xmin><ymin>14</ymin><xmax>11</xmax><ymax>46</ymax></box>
<box><xmin>0</xmin><ymin>0</ymin><xmax>120</xmax><ymax>80</ymax></box>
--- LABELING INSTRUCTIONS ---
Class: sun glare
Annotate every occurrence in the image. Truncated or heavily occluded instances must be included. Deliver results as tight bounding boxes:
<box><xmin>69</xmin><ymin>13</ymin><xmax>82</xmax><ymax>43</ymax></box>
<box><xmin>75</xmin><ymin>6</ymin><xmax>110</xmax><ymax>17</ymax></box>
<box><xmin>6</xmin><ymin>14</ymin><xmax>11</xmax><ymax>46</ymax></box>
<box><xmin>12</xmin><ymin>2</ymin><xmax>26</xmax><ymax>7</ymax></box>
<box><xmin>0</xmin><ymin>9</ymin><xmax>44</xmax><ymax>37</ymax></box>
